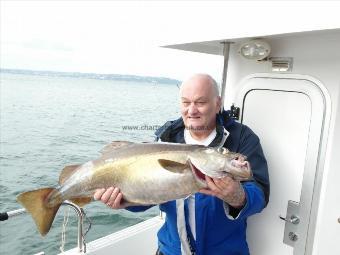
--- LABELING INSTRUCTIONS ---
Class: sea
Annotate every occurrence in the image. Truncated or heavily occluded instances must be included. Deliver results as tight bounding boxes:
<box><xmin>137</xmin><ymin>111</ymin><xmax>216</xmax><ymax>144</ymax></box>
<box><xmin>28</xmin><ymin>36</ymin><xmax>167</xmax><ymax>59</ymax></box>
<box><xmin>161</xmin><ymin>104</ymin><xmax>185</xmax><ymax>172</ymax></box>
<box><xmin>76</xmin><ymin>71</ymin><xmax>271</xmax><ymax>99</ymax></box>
<box><xmin>0</xmin><ymin>70</ymin><xmax>180</xmax><ymax>255</ymax></box>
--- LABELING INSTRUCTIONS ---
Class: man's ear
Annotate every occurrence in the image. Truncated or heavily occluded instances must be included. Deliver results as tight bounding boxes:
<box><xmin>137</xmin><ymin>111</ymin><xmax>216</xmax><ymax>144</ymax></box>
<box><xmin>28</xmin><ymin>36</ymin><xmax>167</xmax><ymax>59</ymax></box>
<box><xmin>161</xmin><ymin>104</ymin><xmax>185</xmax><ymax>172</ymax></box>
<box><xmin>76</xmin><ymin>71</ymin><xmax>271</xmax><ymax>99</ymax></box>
<box><xmin>216</xmin><ymin>96</ymin><xmax>222</xmax><ymax>113</ymax></box>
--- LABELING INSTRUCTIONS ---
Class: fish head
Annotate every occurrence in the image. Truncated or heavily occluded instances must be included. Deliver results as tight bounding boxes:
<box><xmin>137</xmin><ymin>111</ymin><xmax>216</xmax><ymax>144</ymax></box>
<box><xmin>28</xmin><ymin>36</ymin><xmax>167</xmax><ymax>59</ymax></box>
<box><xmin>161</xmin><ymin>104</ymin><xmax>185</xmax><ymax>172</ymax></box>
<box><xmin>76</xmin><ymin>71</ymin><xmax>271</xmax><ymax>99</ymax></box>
<box><xmin>188</xmin><ymin>147</ymin><xmax>252</xmax><ymax>181</ymax></box>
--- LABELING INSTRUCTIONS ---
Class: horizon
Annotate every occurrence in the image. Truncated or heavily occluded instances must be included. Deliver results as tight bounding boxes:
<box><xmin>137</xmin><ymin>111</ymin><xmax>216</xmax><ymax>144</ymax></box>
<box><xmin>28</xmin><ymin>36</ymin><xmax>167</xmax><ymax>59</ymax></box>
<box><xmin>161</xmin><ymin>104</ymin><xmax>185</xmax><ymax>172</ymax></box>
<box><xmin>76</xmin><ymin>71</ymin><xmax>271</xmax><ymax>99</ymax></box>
<box><xmin>0</xmin><ymin>67</ymin><xmax>182</xmax><ymax>83</ymax></box>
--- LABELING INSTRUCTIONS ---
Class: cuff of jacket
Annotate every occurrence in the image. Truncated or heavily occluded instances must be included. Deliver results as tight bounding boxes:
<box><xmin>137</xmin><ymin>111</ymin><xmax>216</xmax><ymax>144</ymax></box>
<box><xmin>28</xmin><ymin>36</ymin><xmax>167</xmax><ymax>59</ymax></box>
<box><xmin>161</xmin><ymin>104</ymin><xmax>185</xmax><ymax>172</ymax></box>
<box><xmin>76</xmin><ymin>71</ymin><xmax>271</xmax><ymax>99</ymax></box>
<box><xmin>223</xmin><ymin>182</ymin><xmax>265</xmax><ymax>220</ymax></box>
<box><xmin>125</xmin><ymin>205</ymin><xmax>154</xmax><ymax>212</ymax></box>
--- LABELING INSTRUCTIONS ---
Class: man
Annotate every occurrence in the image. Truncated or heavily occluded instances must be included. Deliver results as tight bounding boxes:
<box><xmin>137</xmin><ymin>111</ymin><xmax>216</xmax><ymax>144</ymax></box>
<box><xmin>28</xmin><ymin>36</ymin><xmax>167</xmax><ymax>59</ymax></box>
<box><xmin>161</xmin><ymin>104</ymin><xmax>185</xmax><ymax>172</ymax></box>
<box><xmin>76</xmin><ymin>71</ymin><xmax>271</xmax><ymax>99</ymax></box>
<box><xmin>94</xmin><ymin>74</ymin><xmax>270</xmax><ymax>255</ymax></box>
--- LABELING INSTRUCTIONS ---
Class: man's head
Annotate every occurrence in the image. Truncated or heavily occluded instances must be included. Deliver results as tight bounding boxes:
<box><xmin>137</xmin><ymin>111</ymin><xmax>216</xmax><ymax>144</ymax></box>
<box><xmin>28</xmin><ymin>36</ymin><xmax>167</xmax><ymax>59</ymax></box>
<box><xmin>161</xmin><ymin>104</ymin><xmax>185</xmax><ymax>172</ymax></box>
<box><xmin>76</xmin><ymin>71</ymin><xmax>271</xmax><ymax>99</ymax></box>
<box><xmin>180</xmin><ymin>74</ymin><xmax>221</xmax><ymax>140</ymax></box>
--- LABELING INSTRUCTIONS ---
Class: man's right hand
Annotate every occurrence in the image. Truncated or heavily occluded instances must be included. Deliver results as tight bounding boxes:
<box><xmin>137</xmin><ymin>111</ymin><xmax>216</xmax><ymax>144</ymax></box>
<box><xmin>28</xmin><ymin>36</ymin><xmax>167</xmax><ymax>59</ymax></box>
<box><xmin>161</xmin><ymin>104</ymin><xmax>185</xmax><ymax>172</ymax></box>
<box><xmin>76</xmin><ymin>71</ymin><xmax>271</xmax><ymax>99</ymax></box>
<box><xmin>93</xmin><ymin>187</ymin><xmax>132</xmax><ymax>209</ymax></box>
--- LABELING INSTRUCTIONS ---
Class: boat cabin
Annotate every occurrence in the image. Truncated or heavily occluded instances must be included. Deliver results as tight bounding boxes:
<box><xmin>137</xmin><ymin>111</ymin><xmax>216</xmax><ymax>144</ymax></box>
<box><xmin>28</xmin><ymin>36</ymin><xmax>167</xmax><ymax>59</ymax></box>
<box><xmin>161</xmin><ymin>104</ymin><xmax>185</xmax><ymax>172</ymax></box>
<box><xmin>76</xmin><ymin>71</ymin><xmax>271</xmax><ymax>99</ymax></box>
<box><xmin>58</xmin><ymin>28</ymin><xmax>340</xmax><ymax>255</ymax></box>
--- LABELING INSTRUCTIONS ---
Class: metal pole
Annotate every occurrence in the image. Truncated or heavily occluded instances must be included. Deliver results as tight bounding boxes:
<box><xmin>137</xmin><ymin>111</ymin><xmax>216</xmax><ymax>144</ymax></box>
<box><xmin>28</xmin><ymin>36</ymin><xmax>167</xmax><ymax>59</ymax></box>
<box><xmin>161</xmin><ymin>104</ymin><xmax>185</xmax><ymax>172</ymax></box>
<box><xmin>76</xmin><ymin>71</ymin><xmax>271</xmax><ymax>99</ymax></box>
<box><xmin>1</xmin><ymin>202</ymin><xmax>86</xmax><ymax>253</ymax></box>
<box><xmin>62</xmin><ymin>201</ymin><xmax>85</xmax><ymax>253</ymax></box>
<box><xmin>0</xmin><ymin>208</ymin><xmax>26</xmax><ymax>221</ymax></box>
<box><xmin>220</xmin><ymin>42</ymin><xmax>231</xmax><ymax>113</ymax></box>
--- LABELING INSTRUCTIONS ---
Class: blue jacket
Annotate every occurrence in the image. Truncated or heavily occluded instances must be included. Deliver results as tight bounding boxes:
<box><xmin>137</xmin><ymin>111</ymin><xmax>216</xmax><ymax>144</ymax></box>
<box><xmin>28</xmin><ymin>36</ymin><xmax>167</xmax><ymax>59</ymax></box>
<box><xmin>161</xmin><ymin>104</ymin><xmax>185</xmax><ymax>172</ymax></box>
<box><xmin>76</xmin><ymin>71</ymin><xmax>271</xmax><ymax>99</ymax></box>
<box><xmin>127</xmin><ymin>114</ymin><xmax>270</xmax><ymax>255</ymax></box>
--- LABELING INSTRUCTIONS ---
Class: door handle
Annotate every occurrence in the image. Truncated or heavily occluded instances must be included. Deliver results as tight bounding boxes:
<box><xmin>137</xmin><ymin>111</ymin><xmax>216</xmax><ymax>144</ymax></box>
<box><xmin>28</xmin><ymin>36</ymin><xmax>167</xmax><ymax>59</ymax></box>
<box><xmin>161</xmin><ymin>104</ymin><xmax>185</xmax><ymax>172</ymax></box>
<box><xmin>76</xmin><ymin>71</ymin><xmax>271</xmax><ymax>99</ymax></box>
<box><xmin>279</xmin><ymin>215</ymin><xmax>300</xmax><ymax>225</ymax></box>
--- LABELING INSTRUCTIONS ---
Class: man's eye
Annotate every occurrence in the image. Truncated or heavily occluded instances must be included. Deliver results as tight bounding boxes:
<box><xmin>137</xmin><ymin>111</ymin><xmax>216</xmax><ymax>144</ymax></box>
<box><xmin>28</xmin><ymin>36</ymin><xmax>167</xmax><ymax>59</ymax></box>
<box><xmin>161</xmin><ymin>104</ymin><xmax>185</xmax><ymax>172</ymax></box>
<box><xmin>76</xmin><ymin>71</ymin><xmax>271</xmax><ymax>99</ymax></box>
<box><xmin>182</xmin><ymin>102</ymin><xmax>190</xmax><ymax>106</ymax></box>
<box><xmin>196</xmin><ymin>101</ymin><xmax>206</xmax><ymax>106</ymax></box>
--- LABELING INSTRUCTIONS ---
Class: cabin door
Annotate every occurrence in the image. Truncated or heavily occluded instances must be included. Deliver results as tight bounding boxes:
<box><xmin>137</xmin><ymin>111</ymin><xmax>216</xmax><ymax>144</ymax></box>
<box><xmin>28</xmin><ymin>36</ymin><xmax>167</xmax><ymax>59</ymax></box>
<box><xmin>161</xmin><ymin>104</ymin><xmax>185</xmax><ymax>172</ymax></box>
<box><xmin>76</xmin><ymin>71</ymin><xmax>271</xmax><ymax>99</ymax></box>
<box><xmin>233</xmin><ymin>75</ymin><xmax>327</xmax><ymax>255</ymax></box>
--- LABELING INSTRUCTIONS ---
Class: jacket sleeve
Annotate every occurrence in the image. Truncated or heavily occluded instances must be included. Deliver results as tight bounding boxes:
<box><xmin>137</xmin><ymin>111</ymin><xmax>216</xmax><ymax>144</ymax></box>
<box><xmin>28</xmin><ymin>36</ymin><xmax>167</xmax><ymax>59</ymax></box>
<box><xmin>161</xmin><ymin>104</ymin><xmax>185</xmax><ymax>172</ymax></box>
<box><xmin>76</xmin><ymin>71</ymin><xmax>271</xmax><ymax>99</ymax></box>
<box><xmin>125</xmin><ymin>205</ymin><xmax>154</xmax><ymax>212</ymax></box>
<box><xmin>223</xmin><ymin>182</ymin><xmax>265</xmax><ymax>220</ymax></box>
<box><xmin>223</xmin><ymin>124</ymin><xmax>270</xmax><ymax>220</ymax></box>
<box><xmin>238</xmin><ymin>125</ymin><xmax>270</xmax><ymax>206</ymax></box>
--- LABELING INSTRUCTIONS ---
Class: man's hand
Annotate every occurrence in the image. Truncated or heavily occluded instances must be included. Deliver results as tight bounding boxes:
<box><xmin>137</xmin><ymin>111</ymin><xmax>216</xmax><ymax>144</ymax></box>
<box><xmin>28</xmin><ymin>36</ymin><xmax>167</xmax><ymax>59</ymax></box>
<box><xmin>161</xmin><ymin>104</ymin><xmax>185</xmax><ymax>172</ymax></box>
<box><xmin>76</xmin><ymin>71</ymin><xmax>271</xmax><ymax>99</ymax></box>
<box><xmin>199</xmin><ymin>176</ymin><xmax>246</xmax><ymax>208</ymax></box>
<box><xmin>93</xmin><ymin>187</ymin><xmax>133</xmax><ymax>209</ymax></box>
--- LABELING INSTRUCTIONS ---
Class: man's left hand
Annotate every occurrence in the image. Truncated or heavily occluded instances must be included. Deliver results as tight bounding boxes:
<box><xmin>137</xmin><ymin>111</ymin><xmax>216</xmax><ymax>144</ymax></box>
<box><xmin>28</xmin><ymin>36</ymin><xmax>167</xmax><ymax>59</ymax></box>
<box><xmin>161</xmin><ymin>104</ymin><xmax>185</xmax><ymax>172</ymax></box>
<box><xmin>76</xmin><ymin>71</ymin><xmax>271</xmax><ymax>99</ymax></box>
<box><xmin>199</xmin><ymin>176</ymin><xmax>246</xmax><ymax>208</ymax></box>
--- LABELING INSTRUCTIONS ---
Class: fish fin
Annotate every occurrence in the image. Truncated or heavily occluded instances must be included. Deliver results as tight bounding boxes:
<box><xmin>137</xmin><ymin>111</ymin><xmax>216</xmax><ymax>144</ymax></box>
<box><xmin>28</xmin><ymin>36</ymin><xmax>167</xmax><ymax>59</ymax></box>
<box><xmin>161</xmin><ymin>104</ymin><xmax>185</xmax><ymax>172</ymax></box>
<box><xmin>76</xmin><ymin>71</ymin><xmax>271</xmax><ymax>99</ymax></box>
<box><xmin>100</xmin><ymin>141</ymin><xmax>134</xmax><ymax>155</ymax></box>
<box><xmin>70</xmin><ymin>197</ymin><xmax>92</xmax><ymax>207</ymax></box>
<box><xmin>17</xmin><ymin>188</ymin><xmax>60</xmax><ymax>236</ymax></box>
<box><xmin>158</xmin><ymin>159</ymin><xmax>189</xmax><ymax>173</ymax></box>
<box><xmin>59</xmin><ymin>164</ymin><xmax>81</xmax><ymax>185</ymax></box>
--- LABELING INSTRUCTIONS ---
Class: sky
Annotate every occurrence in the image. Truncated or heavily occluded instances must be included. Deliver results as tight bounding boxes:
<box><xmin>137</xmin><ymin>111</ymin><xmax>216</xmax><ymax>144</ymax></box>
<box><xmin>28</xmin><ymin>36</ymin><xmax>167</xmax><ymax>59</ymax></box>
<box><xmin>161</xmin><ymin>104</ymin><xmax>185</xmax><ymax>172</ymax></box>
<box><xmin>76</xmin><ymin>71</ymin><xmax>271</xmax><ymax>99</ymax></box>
<box><xmin>1</xmin><ymin>1</ymin><xmax>340</xmax><ymax>81</ymax></box>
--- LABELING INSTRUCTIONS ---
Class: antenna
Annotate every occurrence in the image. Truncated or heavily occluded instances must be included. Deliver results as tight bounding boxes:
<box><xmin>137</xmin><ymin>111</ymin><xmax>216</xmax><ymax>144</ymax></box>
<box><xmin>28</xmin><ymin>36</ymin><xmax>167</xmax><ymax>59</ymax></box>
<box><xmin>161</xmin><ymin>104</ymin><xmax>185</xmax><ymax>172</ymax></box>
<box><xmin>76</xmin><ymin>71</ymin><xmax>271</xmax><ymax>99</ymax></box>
<box><xmin>220</xmin><ymin>42</ymin><xmax>231</xmax><ymax>113</ymax></box>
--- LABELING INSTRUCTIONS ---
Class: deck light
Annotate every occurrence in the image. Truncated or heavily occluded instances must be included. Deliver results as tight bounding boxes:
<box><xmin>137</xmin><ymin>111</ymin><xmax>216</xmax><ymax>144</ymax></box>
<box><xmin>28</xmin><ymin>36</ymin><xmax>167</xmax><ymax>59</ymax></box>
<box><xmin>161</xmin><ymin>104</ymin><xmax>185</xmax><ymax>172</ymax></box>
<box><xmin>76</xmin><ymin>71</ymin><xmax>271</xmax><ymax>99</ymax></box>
<box><xmin>238</xmin><ymin>39</ymin><xmax>271</xmax><ymax>60</ymax></box>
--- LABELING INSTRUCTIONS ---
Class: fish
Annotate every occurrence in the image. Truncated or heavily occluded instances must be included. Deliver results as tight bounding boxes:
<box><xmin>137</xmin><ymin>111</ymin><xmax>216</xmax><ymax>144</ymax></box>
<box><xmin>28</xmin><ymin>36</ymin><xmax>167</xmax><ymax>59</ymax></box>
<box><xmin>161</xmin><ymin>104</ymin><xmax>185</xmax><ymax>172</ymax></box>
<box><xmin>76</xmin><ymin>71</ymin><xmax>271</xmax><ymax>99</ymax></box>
<box><xmin>17</xmin><ymin>141</ymin><xmax>252</xmax><ymax>236</ymax></box>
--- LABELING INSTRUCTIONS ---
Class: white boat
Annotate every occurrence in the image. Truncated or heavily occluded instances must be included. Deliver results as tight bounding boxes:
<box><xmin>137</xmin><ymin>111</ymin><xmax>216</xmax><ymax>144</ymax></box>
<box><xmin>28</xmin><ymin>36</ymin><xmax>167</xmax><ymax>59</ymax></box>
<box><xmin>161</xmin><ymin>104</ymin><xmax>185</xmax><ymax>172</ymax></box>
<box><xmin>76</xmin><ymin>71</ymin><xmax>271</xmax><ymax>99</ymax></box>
<box><xmin>4</xmin><ymin>22</ymin><xmax>339</xmax><ymax>255</ymax></box>
<box><xmin>51</xmin><ymin>26</ymin><xmax>340</xmax><ymax>255</ymax></box>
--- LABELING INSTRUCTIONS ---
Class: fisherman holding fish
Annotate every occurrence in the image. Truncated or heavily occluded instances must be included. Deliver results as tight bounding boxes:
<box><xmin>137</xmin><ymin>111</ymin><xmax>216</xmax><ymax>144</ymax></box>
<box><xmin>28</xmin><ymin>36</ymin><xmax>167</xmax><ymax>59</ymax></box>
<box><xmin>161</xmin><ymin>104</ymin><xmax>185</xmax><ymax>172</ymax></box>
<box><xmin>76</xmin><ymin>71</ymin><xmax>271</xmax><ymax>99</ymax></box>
<box><xmin>94</xmin><ymin>74</ymin><xmax>270</xmax><ymax>255</ymax></box>
<box><xmin>17</xmin><ymin>74</ymin><xmax>269</xmax><ymax>254</ymax></box>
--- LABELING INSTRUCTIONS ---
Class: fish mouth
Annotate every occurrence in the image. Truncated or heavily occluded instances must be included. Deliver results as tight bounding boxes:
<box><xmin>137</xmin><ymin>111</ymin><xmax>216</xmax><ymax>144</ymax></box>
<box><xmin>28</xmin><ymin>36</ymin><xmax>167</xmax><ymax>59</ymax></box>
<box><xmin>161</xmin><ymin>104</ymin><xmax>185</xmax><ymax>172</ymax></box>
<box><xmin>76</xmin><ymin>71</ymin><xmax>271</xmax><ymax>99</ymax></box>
<box><xmin>231</xmin><ymin>159</ymin><xmax>249</xmax><ymax>170</ymax></box>
<box><xmin>188</xmin><ymin>159</ymin><xmax>207</xmax><ymax>187</ymax></box>
<box><xmin>229</xmin><ymin>159</ymin><xmax>252</xmax><ymax>180</ymax></box>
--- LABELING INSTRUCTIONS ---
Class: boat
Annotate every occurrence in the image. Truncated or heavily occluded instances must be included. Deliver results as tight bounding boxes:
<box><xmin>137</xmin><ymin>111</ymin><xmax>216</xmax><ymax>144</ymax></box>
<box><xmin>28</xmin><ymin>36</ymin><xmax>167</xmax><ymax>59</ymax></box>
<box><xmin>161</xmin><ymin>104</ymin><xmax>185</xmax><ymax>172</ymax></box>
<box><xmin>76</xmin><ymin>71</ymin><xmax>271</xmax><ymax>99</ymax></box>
<box><xmin>63</xmin><ymin>26</ymin><xmax>340</xmax><ymax>255</ymax></box>
<box><xmin>2</xmin><ymin>17</ymin><xmax>340</xmax><ymax>255</ymax></box>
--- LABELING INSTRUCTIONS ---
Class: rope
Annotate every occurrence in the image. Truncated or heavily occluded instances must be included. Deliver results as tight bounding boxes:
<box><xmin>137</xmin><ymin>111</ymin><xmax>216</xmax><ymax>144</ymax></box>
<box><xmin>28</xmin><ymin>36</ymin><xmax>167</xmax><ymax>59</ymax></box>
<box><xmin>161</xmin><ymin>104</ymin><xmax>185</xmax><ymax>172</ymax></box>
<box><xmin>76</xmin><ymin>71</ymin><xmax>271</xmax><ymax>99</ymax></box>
<box><xmin>81</xmin><ymin>209</ymin><xmax>93</xmax><ymax>252</ymax></box>
<box><xmin>60</xmin><ymin>207</ymin><xmax>71</xmax><ymax>253</ymax></box>
<box><xmin>58</xmin><ymin>205</ymin><xmax>93</xmax><ymax>253</ymax></box>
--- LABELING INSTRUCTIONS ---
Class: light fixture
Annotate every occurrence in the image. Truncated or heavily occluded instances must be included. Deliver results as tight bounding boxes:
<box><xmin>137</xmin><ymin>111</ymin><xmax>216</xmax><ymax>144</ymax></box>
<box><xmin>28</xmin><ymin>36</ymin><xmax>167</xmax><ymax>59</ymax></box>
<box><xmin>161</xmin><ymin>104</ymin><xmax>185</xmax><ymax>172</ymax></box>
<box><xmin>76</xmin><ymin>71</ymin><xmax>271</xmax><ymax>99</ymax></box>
<box><xmin>238</xmin><ymin>39</ymin><xmax>271</xmax><ymax>61</ymax></box>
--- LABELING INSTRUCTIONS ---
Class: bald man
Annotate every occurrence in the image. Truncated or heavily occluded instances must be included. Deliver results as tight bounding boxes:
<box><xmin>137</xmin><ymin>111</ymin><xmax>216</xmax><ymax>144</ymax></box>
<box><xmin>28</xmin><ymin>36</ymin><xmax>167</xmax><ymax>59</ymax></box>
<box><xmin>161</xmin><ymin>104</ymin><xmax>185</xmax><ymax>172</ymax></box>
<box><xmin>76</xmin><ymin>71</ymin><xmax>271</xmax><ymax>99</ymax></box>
<box><xmin>94</xmin><ymin>74</ymin><xmax>270</xmax><ymax>255</ymax></box>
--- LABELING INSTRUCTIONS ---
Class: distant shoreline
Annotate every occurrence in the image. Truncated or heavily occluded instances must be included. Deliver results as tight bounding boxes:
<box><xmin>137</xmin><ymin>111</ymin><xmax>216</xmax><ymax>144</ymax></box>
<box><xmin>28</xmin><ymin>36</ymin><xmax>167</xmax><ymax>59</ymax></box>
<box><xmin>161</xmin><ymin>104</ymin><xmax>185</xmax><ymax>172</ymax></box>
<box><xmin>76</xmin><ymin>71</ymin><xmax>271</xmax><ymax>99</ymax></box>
<box><xmin>0</xmin><ymin>68</ymin><xmax>181</xmax><ymax>85</ymax></box>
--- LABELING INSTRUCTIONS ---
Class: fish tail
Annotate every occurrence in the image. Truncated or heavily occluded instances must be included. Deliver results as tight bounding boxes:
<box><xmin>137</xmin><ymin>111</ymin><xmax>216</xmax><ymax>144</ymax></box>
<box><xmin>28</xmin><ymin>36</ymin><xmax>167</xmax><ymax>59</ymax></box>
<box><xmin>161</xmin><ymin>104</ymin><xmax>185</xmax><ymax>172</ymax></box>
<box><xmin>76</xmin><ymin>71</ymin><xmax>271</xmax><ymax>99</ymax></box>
<box><xmin>17</xmin><ymin>188</ymin><xmax>61</xmax><ymax>236</ymax></box>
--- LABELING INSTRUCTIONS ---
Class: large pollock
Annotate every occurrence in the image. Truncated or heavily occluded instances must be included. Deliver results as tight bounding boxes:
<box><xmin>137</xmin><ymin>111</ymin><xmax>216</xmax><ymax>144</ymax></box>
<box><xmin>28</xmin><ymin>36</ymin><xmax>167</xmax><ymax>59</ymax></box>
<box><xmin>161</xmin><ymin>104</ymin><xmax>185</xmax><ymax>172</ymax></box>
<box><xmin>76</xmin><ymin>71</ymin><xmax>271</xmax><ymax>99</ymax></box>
<box><xmin>17</xmin><ymin>141</ymin><xmax>252</xmax><ymax>236</ymax></box>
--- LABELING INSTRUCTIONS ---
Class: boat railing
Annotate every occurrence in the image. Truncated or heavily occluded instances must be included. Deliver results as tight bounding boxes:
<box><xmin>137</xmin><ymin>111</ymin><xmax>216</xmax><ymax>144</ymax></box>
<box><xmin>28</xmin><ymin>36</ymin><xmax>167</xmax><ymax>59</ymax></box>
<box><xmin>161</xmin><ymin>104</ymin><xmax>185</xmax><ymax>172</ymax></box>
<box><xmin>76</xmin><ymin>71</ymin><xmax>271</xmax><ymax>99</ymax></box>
<box><xmin>0</xmin><ymin>201</ymin><xmax>86</xmax><ymax>254</ymax></box>
<box><xmin>62</xmin><ymin>201</ymin><xmax>86</xmax><ymax>253</ymax></box>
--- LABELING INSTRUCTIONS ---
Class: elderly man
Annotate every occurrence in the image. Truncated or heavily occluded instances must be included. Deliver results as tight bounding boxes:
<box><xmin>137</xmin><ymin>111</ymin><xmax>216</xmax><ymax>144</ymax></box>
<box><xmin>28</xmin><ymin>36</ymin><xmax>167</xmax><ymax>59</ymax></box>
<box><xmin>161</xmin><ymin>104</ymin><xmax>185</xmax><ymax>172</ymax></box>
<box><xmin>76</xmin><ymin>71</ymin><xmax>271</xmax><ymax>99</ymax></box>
<box><xmin>94</xmin><ymin>74</ymin><xmax>270</xmax><ymax>255</ymax></box>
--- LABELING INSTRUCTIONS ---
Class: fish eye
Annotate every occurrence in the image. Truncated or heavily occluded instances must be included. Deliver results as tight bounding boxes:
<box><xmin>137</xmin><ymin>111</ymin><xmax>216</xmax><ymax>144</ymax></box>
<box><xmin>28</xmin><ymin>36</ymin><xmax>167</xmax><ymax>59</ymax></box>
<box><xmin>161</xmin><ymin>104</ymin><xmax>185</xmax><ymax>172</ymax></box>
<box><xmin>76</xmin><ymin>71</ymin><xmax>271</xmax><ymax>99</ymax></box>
<box><xmin>217</xmin><ymin>147</ymin><xmax>228</xmax><ymax>154</ymax></box>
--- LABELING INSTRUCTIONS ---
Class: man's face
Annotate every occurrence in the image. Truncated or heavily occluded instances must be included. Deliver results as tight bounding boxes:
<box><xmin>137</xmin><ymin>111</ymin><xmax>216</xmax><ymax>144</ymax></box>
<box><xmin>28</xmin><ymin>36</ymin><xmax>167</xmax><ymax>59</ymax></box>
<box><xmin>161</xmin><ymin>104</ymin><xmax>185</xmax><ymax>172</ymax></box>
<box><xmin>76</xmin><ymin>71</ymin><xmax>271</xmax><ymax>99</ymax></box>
<box><xmin>180</xmin><ymin>76</ymin><xmax>221</xmax><ymax>135</ymax></box>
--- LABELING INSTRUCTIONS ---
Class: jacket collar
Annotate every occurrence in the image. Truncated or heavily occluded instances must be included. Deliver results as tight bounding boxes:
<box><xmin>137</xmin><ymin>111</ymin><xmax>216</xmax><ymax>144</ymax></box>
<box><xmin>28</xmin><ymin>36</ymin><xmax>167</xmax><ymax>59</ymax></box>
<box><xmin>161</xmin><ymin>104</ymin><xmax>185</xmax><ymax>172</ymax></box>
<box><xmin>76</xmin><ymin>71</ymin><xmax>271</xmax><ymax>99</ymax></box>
<box><xmin>155</xmin><ymin>117</ymin><xmax>227</xmax><ymax>147</ymax></box>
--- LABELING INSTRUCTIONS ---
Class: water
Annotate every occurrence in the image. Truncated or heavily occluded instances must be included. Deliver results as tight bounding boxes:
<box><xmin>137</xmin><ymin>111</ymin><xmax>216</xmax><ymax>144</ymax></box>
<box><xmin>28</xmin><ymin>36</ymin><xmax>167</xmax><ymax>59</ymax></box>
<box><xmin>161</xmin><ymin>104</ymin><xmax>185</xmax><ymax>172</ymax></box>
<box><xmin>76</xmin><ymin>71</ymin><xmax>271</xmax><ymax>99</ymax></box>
<box><xmin>0</xmin><ymin>72</ymin><xmax>180</xmax><ymax>255</ymax></box>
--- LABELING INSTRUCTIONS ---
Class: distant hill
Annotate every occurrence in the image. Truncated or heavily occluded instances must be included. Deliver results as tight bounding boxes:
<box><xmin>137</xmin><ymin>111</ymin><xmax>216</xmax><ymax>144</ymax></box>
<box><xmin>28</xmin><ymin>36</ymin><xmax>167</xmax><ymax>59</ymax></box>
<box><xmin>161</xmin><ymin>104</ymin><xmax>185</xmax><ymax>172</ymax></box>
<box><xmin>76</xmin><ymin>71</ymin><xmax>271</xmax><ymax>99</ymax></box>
<box><xmin>0</xmin><ymin>68</ymin><xmax>181</xmax><ymax>85</ymax></box>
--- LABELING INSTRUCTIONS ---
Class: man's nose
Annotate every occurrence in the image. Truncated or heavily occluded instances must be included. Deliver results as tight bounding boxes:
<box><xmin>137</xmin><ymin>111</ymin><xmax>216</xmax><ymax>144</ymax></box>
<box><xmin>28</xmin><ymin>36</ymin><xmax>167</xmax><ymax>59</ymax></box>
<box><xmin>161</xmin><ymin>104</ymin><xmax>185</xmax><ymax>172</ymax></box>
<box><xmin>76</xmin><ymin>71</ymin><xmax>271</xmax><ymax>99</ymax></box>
<box><xmin>188</xmin><ymin>103</ymin><xmax>198</xmax><ymax>115</ymax></box>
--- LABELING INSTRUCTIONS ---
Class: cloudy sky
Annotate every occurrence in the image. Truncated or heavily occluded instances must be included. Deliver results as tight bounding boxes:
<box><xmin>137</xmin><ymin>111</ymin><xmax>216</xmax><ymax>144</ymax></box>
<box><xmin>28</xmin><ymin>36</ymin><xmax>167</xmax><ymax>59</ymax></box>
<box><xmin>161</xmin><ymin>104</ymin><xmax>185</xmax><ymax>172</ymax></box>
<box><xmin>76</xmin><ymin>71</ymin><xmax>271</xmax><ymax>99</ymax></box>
<box><xmin>1</xmin><ymin>1</ymin><xmax>339</xmax><ymax>80</ymax></box>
